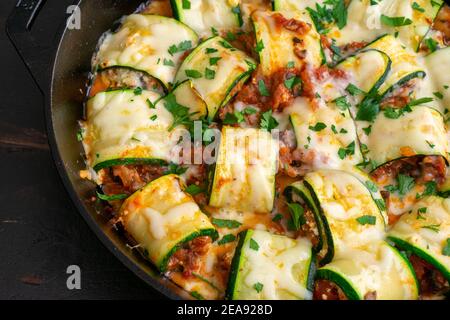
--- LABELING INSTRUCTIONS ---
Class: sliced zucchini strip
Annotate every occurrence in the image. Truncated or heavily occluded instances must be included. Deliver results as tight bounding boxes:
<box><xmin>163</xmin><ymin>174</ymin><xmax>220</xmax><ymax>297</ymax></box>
<box><xmin>288</xmin><ymin>97</ymin><xmax>364</xmax><ymax>170</ymax></box>
<box><xmin>272</xmin><ymin>0</ymin><xmax>325</xmax><ymax>12</ymax></box>
<box><xmin>286</xmin><ymin>170</ymin><xmax>387</xmax><ymax>264</ymax></box>
<box><xmin>226</xmin><ymin>230</ymin><xmax>315</xmax><ymax>300</ymax></box>
<box><xmin>362</xmin><ymin>106</ymin><xmax>449</xmax><ymax>170</ymax></box>
<box><xmin>388</xmin><ymin>196</ymin><xmax>450</xmax><ymax>281</ymax></box>
<box><xmin>332</xmin><ymin>49</ymin><xmax>391</xmax><ymax>103</ymax></box>
<box><xmin>209</xmin><ymin>127</ymin><xmax>278</xmax><ymax>213</ymax></box>
<box><xmin>366</xmin><ymin>34</ymin><xmax>425</xmax><ymax>97</ymax></box>
<box><xmin>119</xmin><ymin>174</ymin><xmax>218</xmax><ymax>272</ymax></box>
<box><xmin>316</xmin><ymin>241</ymin><xmax>419</xmax><ymax>300</ymax></box>
<box><xmin>252</xmin><ymin>10</ymin><xmax>323</xmax><ymax>77</ymax></box>
<box><xmin>94</xmin><ymin>14</ymin><xmax>199</xmax><ymax>88</ymax></box>
<box><xmin>170</xmin><ymin>0</ymin><xmax>242</xmax><ymax>36</ymax></box>
<box><xmin>171</xmin><ymin>80</ymin><xmax>208</xmax><ymax>120</ymax></box>
<box><xmin>175</xmin><ymin>36</ymin><xmax>256</xmax><ymax>121</ymax></box>
<box><xmin>439</xmin><ymin>172</ymin><xmax>450</xmax><ymax>198</ymax></box>
<box><xmin>424</xmin><ymin>47</ymin><xmax>450</xmax><ymax>115</ymax></box>
<box><xmin>82</xmin><ymin>89</ymin><xmax>184</xmax><ymax>171</ymax></box>
<box><xmin>332</xmin><ymin>0</ymin><xmax>443</xmax><ymax>51</ymax></box>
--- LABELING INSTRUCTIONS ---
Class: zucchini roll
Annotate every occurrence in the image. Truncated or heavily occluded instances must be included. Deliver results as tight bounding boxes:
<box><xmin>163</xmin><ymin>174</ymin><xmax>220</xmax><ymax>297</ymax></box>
<box><xmin>209</xmin><ymin>127</ymin><xmax>278</xmax><ymax>213</ymax></box>
<box><xmin>362</xmin><ymin>106</ymin><xmax>448</xmax><ymax>171</ymax></box>
<box><xmin>315</xmin><ymin>241</ymin><xmax>419</xmax><ymax>300</ymax></box>
<box><xmin>424</xmin><ymin>47</ymin><xmax>450</xmax><ymax>114</ymax></box>
<box><xmin>94</xmin><ymin>14</ymin><xmax>199</xmax><ymax>88</ymax></box>
<box><xmin>284</xmin><ymin>170</ymin><xmax>387</xmax><ymax>264</ymax></box>
<box><xmin>388</xmin><ymin>196</ymin><xmax>450</xmax><ymax>295</ymax></box>
<box><xmin>82</xmin><ymin>89</ymin><xmax>185</xmax><ymax>171</ymax></box>
<box><xmin>119</xmin><ymin>174</ymin><xmax>218</xmax><ymax>272</ymax></box>
<box><xmin>252</xmin><ymin>10</ymin><xmax>323</xmax><ymax>77</ymax></box>
<box><xmin>170</xmin><ymin>0</ymin><xmax>243</xmax><ymax>37</ymax></box>
<box><xmin>331</xmin><ymin>0</ymin><xmax>444</xmax><ymax>50</ymax></box>
<box><xmin>288</xmin><ymin>97</ymin><xmax>364</xmax><ymax>170</ymax></box>
<box><xmin>226</xmin><ymin>230</ymin><xmax>315</xmax><ymax>300</ymax></box>
<box><xmin>175</xmin><ymin>36</ymin><xmax>256</xmax><ymax>121</ymax></box>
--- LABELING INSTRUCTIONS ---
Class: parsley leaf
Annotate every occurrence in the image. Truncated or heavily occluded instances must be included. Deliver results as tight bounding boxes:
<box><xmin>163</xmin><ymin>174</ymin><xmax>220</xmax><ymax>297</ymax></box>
<box><xmin>182</xmin><ymin>0</ymin><xmax>191</xmax><ymax>9</ymax></box>
<box><xmin>249</xmin><ymin>239</ymin><xmax>260</xmax><ymax>251</ymax></box>
<box><xmin>442</xmin><ymin>238</ymin><xmax>450</xmax><ymax>256</ymax></box>
<box><xmin>258</xmin><ymin>79</ymin><xmax>270</xmax><ymax>97</ymax></box>
<box><xmin>253</xmin><ymin>282</ymin><xmax>264</xmax><ymax>293</ymax></box>
<box><xmin>205</xmin><ymin>68</ymin><xmax>216</xmax><ymax>80</ymax></box>
<box><xmin>255</xmin><ymin>40</ymin><xmax>265</xmax><ymax>53</ymax></box>
<box><xmin>334</xmin><ymin>96</ymin><xmax>351</xmax><ymax>110</ymax></box>
<box><xmin>397</xmin><ymin>174</ymin><xmax>415</xmax><ymax>196</ymax></box>
<box><xmin>309</xmin><ymin>122</ymin><xmax>327</xmax><ymax>132</ymax></box>
<box><xmin>287</xmin><ymin>203</ymin><xmax>305</xmax><ymax>230</ymax></box>
<box><xmin>346</xmin><ymin>83</ymin><xmax>365</xmax><ymax>96</ymax></box>
<box><xmin>212</xmin><ymin>218</ymin><xmax>242</xmax><ymax>229</ymax></box>
<box><xmin>260</xmin><ymin>110</ymin><xmax>279</xmax><ymax>131</ymax></box>
<box><xmin>163</xmin><ymin>93</ymin><xmax>197</xmax><ymax>131</ymax></box>
<box><xmin>356</xmin><ymin>96</ymin><xmax>380</xmax><ymax>122</ymax></box>
<box><xmin>96</xmin><ymin>192</ymin><xmax>128</xmax><ymax>201</ymax></box>
<box><xmin>217</xmin><ymin>234</ymin><xmax>236</xmax><ymax>245</ymax></box>
<box><xmin>380</xmin><ymin>15</ymin><xmax>413</xmax><ymax>27</ymax></box>
<box><xmin>185</xmin><ymin>69</ymin><xmax>203</xmax><ymax>79</ymax></box>
<box><xmin>164</xmin><ymin>163</ymin><xmax>188</xmax><ymax>175</ymax></box>
<box><xmin>356</xmin><ymin>215</ymin><xmax>376</xmax><ymax>225</ymax></box>
<box><xmin>185</xmin><ymin>184</ymin><xmax>205</xmax><ymax>196</ymax></box>
<box><xmin>284</xmin><ymin>76</ymin><xmax>301</xmax><ymax>90</ymax></box>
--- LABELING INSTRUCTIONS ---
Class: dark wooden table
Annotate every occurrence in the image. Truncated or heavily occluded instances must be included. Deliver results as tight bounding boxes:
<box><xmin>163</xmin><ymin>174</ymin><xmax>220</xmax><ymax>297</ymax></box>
<box><xmin>0</xmin><ymin>0</ymin><xmax>165</xmax><ymax>300</ymax></box>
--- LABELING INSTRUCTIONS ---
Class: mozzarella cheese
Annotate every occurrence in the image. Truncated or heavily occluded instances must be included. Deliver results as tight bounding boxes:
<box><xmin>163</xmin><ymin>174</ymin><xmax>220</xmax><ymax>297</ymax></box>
<box><xmin>389</xmin><ymin>196</ymin><xmax>450</xmax><ymax>275</ymax></box>
<box><xmin>365</xmin><ymin>106</ymin><xmax>449</xmax><ymax>167</ymax></box>
<box><xmin>209</xmin><ymin>127</ymin><xmax>278</xmax><ymax>213</ymax></box>
<box><xmin>252</xmin><ymin>10</ymin><xmax>322</xmax><ymax>76</ymax></box>
<box><xmin>232</xmin><ymin>230</ymin><xmax>314</xmax><ymax>300</ymax></box>
<box><xmin>83</xmin><ymin>89</ymin><xmax>186</xmax><ymax>169</ymax></box>
<box><xmin>173</xmin><ymin>0</ymin><xmax>241</xmax><ymax>37</ymax></box>
<box><xmin>94</xmin><ymin>14</ymin><xmax>199</xmax><ymax>87</ymax></box>
<box><xmin>119</xmin><ymin>174</ymin><xmax>216</xmax><ymax>269</ymax></box>
<box><xmin>288</xmin><ymin>97</ymin><xmax>363</xmax><ymax>170</ymax></box>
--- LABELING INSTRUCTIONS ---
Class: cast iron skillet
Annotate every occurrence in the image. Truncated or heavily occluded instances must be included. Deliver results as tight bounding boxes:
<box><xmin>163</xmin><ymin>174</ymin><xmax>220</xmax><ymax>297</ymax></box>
<box><xmin>6</xmin><ymin>0</ymin><xmax>188</xmax><ymax>299</ymax></box>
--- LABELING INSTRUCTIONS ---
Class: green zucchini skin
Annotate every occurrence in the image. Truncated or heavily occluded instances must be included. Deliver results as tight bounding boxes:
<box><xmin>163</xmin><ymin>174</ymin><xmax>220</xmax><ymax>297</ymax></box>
<box><xmin>93</xmin><ymin>158</ymin><xmax>166</xmax><ymax>172</ymax></box>
<box><xmin>388</xmin><ymin>236</ymin><xmax>450</xmax><ymax>282</ymax></box>
<box><xmin>159</xmin><ymin>228</ymin><xmax>219</xmax><ymax>273</ymax></box>
<box><xmin>315</xmin><ymin>269</ymin><xmax>361</xmax><ymax>300</ymax></box>
<box><xmin>225</xmin><ymin>229</ymin><xmax>250</xmax><ymax>300</ymax></box>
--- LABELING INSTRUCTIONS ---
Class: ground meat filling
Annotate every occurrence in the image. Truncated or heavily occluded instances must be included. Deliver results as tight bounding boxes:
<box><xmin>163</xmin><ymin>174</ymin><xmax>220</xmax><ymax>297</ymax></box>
<box><xmin>372</xmin><ymin>156</ymin><xmax>447</xmax><ymax>186</ymax></box>
<box><xmin>380</xmin><ymin>80</ymin><xmax>417</xmax><ymax>109</ymax></box>
<box><xmin>433</xmin><ymin>5</ymin><xmax>450</xmax><ymax>45</ymax></box>
<box><xmin>89</xmin><ymin>68</ymin><xmax>165</xmax><ymax>97</ymax></box>
<box><xmin>409</xmin><ymin>254</ymin><xmax>449</xmax><ymax>297</ymax></box>
<box><xmin>166</xmin><ymin>236</ymin><xmax>212</xmax><ymax>277</ymax></box>
<box><xmin>101</xmin><ymin>164</ymin><xmax>166</xmax><ymax>195</ymax></box>
<box><xmin>314</xmin><ymin>280</ymin><xmax>348</xmax><ymax>300</ymax></box>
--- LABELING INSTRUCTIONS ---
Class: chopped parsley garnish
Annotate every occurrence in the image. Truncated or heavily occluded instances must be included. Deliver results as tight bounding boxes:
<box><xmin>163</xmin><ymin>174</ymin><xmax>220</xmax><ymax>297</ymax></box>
<box><xmin>133</xmin><ymin>87</ymin><xmax>143</xmax><ymax>95</ymax></box>
<box><xmin>209</xmin><ymin>57</ymin><xmax>222</xmax><ymax>65</ymax></box>
<box><xmin>307</xmin><ymin>0</ymin><xmax>347</xmax><ymax>34</ymax></box>
<box><xmin>397</xmin><ymin>174</ymin><xmax>415</xmax><ymax>196</ymax></box>
<box><xmin>146</xmin><ymin>98</ymin><xmax>155</xmax><ymax>109</ymax></box>
<box><xmin>411</xmin><ymin>2</ymin><xmax>425</xmax><ymax>12</ymax></box>
<box><xmin>346</xmin><ymin>83</ymin><xmax>365</xmax><ymax>96</ymax></box>
<box><xmin>258</xmin><ymin>79</ymin><xmax>270</xmax><ymax>97</ymax></box>
<box><xmin>226</xmin><ymin>31</ymin><xmax>236</xmax><ymax>42</ymax></box>
<box><xmin>337</xmin><ymin>141</ymin><xmax>355</xmax><ymax>160</ymax></box>
<box><xmin>223</xmin><ymin>111</ymin><xmax>245</xmax><ymax>125</ymax></box>
<box><xmin>380</xmin><ymin>15</ymin><xmax>412</xmax><ymax>27</ymax></box>
<box><xmin>206</xmin><ymin>47</ymin><xmax>218</xmax><ymax>54</ymax></box>
<box><xmin>219</xmin><ymin>40</ymin><xmax>233</xmax><ymax>49</ymax></box>
<box><xmin>255</xmin><ymin>40</ymin><xmax>265</xmax><ymax>53</ymax></box>
<box><xmin>433</xmin><ymin>91</ymin><xmax>444</xmax><ymax>100</ymax></box>
<box><xmin>284</xmin><ymin>75</ymin><xmax>301</xmax><ymax>90</ymax></box>
<box><xmin>331</xmin><ymin>124</ymin><xmax>338</xmax><ymax>134</ymax></box>
<box><xmin>249</xmin><ymin>239</ymin><xmax>260</xmax><ymax>251</ymax></box>
<box><xmin>212</xmin><ymin>218</ymin><xmax>242</xmax><ymax>229</ymax></box>
<box><xmin>363</xmin><ymin>125</ymin><xmax>372</xmax><ymax>135</ymax></box>
<box><xmin>163</xmin><ymin>58</ymin><xmax>175</xmax><ymax>67</ymax></box>
<box><xmin>164</xmin><ymin>163</ymin><xmax>188</xmax><ymax>175</ymax></box>
<box><xmin>184</xmin><ymin>184</ymin><xmax>205</xmax><ymax>196</ymax></box>
<box><xmin>287</xmin><ymin>203</ymin><xmax>305</xmax><ymax>231</ymax></box>
<box><xmin>260</xmin><ymin>110</ymin><xmax>279</xmax><ymax>131</ymax></box>
<box><xmin>272</xmin><ymin>213</ymin><xmax>283</xmax><ymax>222</ymax></box>
<box><xmin>76</xmin><ymin>129</ymin><xmax>84</xmax><ymax>142</ymax></box>
<box><xmin>253</xmin><ymin>282</ymin><xmax>264</xmax><ymax>293</ymax></box>
<box><xmin>408</xmin><ymin>97</ymin><xmax>434</xmax><ymax>106</ymax></box>
<box><xmin>334</xmin><ymin>96</ymin><xmax>351</xmax><ymax>110</ymax></box>
<box><xmin>163</xmin><ymin>93</ymin><xmax>197</xmax><ymax>131</ymax></box>
<box><xmin>375</xmin><ymin>199</ymin><xmax>386</xmax><ymax>212</ymax></box>
<box><xmin>217</xmin><ymin>234</ymin><xmax>236</xmax><ymax>245</ymax></box>
<box><xmin>417</xmin><ymin>207</ymin><xmax>427</xmax><ymax>220</ymax></box>
<box><xmin>182</xmin><ymin>0</ymin><xmax>191</xmax><ymax>9</ymax></box>
<box><xmin>309</xmin><ymin>122</ymin><xmax>327</xmax><ymax>132</ymax></box>
<box><xmin>243</xmin><ymin>107</ymin><xmax>257</xmax><ymax>115</ymax></box>
<box><xmin>383</xmin><ymin>106</ymin><xmax>412</xmax><ymax>119</ymax></box>
<box><xmin>211</xmin><ymin>27</ymin><xmax>219</xmax><ymax>36</ymax></box>
<box><xmin>287</xmin><ymin>61</ymin><xmax>295</xmax><ymax>68</ymax></box>
<box><xmin>168</xmin><ymin>40</ymin><xmax>192</xmax><ymax>56</ymax></box>
<box><xmin>356</xmin><ymin>215</ymin><xmax>376</xmax><ymax>225</ymax></box>
<box><xmin>96</xmin><ymin>192</ymin><xmax>128</xmax><ymax>201</ymax></box>
<box><xmin>150</xmin><ymin>115</ymin><xmax>158</xmax><ymax>121</ymax></box>
<box><xmin>426</xmin><ymin>140</ymin><xmax>435</xmax><ymax>149</ymax></box>
<box><xmin>416</xmin><ymin>181</ymin><xmax>437</xmax><ymax>199</ymax></box>
<box><xmin>185</xmin><ymin>69</ymin><xmax>203</xmax><ymax>79</ymax></box>
<box><xmin>205</xmin><ymin>68</ymin><xmax>216</xmax><ymax>80</ymax></box>
<box><xmin>356</xmin><ymin>96</ymin><xmax>380</xmax><ymax>122</ymax></box>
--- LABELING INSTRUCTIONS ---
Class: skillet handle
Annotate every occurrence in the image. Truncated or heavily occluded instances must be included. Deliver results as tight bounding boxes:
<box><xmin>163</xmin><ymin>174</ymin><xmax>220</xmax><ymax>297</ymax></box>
<box><xmin>6</xmin><ymin>0</ymin><xmax>74</xmax><ymax>92</ymax></box>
